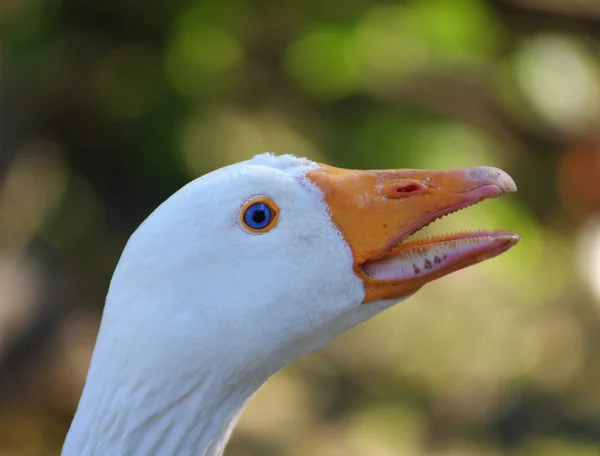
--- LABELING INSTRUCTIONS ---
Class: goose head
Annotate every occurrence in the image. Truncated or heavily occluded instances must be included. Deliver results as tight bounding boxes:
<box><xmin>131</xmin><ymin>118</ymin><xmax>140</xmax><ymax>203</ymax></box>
<box><xmin>63</xmin><ymin>153</ymin><xmax>519</xmax><ymax>456</ymax></box>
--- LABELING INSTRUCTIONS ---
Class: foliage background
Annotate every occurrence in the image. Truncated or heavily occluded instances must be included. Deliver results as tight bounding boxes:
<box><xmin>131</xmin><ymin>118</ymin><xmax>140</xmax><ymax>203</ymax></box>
<box><xmin>2</xmin><ymin>0</ymin><xmax>600</xmax><ymax>455</ymax></box>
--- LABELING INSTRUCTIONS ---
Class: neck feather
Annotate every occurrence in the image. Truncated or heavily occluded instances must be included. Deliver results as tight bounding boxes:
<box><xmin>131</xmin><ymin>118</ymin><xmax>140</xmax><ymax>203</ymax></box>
<box><xmin>61</xmin><ymin>280</ymin><xmax>271</xmax><ymax>456</ymax></box>
<box><xmin>62</xmin><ymin>342</ymin><xmax>262</xmax><ymax>456</ymax></box>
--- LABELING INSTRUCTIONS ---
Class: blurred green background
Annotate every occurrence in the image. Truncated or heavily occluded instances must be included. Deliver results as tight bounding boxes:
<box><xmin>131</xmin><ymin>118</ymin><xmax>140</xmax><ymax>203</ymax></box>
<box><xmin>1</xmin><ymin>0</ymin><xmax>600</xmax><ymax>455</ymax></box>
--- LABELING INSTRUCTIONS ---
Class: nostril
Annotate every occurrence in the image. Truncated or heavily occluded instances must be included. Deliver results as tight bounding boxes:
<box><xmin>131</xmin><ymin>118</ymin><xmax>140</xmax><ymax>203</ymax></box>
<box><xmin>383</xmin><ymin>181</ymin><xmax>425</xmax><ymax>199</ymax></box>
<box><xmin>395</xmin><ymin>183</ymin><xmax>421</xmax><ymax>194</ymax></box>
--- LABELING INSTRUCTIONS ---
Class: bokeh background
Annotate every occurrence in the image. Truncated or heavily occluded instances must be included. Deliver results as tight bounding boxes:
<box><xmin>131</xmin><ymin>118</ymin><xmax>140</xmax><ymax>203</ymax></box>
<box><xmin>1</xmin><ymin>0</ymin><xmax>600</xmax><ymax>455</ymax></box>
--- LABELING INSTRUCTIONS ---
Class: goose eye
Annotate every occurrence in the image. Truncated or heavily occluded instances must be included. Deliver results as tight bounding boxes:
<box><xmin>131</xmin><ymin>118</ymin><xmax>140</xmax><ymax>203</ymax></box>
<box><xmin>241</xmin><ymin>198</ymin><xmax>279</xmax><ymax>233</ymax></box>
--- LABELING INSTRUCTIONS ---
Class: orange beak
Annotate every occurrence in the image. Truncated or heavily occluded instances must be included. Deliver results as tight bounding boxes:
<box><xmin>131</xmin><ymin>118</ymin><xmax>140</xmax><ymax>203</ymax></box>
<box><xmin>307</xmin><ymin>164</ymin><xmax>520</xmax><ymax>303</ymax></box>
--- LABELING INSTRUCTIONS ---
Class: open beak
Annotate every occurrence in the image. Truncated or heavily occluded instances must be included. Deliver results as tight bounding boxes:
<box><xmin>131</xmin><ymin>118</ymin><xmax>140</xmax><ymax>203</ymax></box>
<box><xmin>307</xmin><ymin>163</ymin><xmax>520</xmax><ymax>303</ymax></box>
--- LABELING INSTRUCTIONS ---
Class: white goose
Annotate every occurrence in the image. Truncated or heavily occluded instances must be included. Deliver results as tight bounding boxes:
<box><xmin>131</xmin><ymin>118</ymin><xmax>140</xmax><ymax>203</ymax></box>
<box><xmin>62</xmin><ymin>153</ymin><xmax>519</xmax><ymax>456</ymax></box>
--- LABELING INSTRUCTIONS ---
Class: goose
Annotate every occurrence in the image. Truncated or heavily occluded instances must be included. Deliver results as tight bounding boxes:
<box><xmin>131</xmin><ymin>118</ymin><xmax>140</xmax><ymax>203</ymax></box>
<box><xmin>61</xmin><ymin>153</ymin><xmax>519</xmax><ymax>456</ymax></box>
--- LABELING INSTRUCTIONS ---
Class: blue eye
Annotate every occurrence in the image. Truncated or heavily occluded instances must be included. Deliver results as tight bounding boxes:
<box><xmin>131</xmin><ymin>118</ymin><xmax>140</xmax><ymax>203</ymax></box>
<box><xmin>242</xmin><ymin>200</ymin><xmax>278</xmax><ymax>232</ymax></box>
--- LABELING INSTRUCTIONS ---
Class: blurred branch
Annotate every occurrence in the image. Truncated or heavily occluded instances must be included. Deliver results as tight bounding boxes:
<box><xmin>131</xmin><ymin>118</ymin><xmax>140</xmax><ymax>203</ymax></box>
<box><xmin>497</xmin><ymin>0</ymin><xmax>600</xmax><ymax>22</ymax></box>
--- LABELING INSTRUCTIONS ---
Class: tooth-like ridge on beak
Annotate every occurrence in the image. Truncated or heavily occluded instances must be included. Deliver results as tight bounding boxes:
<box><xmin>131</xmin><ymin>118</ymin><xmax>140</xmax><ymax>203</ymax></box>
<box><xmin>362</xmin><ymin>233</ymin><xmax>514</xmax><ymax>280</ymax></box>
<box><xmin>395</xmin><ymin>234</ymin><xmax>496</xmax><ymax>260</ymax></box>
<box><xmin>387</xmin><ymin>198</ymin><xmax>482</xmax><ymax>255</ymax></box>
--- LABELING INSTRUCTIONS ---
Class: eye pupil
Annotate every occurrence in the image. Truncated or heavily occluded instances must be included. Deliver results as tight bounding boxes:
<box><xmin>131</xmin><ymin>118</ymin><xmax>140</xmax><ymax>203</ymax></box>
<box><xmin>252</xmin><ymin>210</ymin><xmax>266</xmax><ymax>224</ymax></box>
<box><xmin>243</xmin><ymin>202</ymin><xmax>274</xmax><ymax>231</ymax></box>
